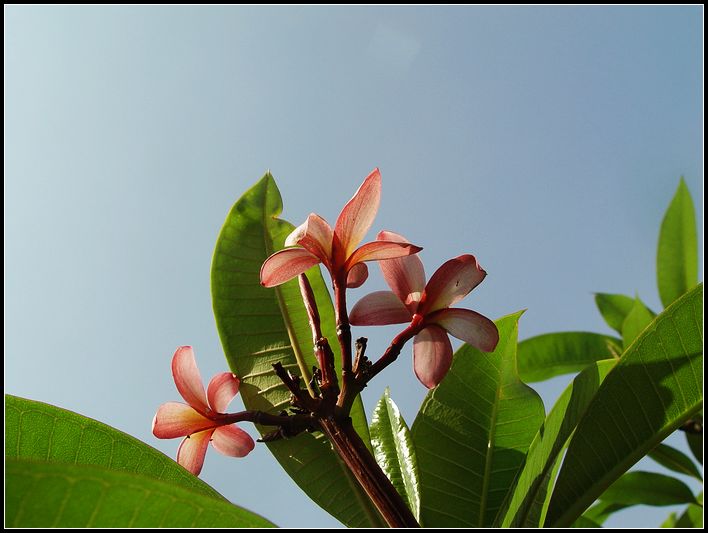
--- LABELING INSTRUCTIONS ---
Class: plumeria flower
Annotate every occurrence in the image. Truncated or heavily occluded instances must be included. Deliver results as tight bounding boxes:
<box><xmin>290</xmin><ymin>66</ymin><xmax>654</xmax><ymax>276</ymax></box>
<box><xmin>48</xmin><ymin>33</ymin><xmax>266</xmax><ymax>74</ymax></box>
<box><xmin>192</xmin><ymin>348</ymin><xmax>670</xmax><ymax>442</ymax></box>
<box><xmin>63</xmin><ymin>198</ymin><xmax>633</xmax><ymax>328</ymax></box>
<box><xmin>350</xmin><ymin>231</ymin><xmax>499</xmax><ymax>388</ymax></box>
<box><xmin>260</xmin><ymin>168</ymin><xmax>422</xmax><ymax>289</ymax></box>
<box><xmin>152</xmin><ymin>346</ymin><xmax>255</xmax><ymax>476</ymax></box>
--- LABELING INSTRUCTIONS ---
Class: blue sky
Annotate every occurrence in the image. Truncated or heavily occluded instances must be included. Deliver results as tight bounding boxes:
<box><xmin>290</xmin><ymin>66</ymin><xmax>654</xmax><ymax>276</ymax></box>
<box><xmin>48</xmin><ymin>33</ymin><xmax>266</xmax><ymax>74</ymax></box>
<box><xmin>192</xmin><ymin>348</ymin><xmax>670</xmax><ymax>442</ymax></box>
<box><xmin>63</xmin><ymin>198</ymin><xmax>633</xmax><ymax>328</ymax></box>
<box><xmin>5</xmin><ymin>6</ymin><xmax>703</xmax><ymax>528</ymax></box>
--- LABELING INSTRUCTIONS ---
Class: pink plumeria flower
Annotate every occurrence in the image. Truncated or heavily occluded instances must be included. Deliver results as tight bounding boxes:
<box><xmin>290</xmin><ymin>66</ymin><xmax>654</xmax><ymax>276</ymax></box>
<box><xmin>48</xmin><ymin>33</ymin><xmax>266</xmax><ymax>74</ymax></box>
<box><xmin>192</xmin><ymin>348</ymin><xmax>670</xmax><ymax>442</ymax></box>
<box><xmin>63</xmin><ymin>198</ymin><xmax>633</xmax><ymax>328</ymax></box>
<box><xmin>350</xmin><ymin>231</ymin><xmax>499</xmax><ymax>388</ymax></box>
<box><xmin>152</xmin><ymin>346</ymin><xmax>255</xmax><ymax>476</ymax></box>
<box><xmin>260</xmin><ymin>168</ymin><xmax>422</xmax><ymax>288</ymax></box>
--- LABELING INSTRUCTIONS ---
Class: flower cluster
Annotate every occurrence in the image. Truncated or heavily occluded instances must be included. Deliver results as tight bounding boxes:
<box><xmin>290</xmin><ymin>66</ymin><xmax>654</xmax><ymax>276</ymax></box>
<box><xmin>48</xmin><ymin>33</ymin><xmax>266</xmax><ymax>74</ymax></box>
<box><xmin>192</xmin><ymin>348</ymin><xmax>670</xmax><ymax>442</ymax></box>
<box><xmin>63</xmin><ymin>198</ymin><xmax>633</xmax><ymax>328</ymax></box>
<box><xmin>154</xmin><ymin>167</ymin><xmax>498</xmax><ymax>478</ymax></box>
<box><xmin>261</xmin><ymin>169</ymin><xmax>498</xmax><ymax>388</ymax></box>
<box><xmin>152</xmin><ymin>346</ymin><xmax>254</xmax><ymax>475</ymax></box>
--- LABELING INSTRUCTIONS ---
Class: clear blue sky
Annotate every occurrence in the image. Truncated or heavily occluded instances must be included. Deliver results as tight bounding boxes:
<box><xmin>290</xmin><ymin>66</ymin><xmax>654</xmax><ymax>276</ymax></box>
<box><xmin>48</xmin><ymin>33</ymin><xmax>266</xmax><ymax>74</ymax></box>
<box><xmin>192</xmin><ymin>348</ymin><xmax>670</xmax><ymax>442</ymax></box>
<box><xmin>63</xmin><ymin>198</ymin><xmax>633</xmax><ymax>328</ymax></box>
<box><xmin>5</xmin><ymin>6</ymin><xmax>703</xmax><ymax>528</ymax></box>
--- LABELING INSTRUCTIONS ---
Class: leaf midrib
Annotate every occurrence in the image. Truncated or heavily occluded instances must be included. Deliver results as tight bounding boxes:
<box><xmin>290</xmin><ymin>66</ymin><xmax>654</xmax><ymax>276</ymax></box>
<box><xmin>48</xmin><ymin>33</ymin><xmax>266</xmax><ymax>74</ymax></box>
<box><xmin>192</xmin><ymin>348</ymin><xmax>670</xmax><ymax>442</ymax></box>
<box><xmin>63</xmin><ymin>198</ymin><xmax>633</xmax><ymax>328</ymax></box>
<box><xmin>551</xmin><ymin>399</ymin><xmax>702</xmax><ymax>527</ymax></box>
<box><xmin>479</xmin><ymin>357</ymin><xmax>502</xmax><ymax>527</ymax></box>
<box><xmin>259</xmin><ymin>178</ymin><xmax>314</xmax><ymax>394</ymax></box>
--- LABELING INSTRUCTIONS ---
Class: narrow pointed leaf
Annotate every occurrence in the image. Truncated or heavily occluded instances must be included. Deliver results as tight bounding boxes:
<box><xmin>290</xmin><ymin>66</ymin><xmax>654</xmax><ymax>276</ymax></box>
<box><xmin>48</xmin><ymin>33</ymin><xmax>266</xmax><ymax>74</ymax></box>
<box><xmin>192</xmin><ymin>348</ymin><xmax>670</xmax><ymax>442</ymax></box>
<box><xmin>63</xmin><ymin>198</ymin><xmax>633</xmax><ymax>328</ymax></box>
<box><xmin>370</xmin><ymin>387</ymin><xmax>421</xmax><ymax>521</ymax></box>
<box><xmin>498</xmin><ymin>359</ymin><xmax>617</xmax><ymax>527</ymax></box>
<box><xmin>411</xmin><ymin>311</ymin><xmax>545</xmax><ymax>527</ymax></box>
<box><xmin>211</xmin><ymin>173</ymin><xmax>380</xmax><ymax>527</ymax></box>
<box><xmin>674</xmin><ymin>503</ymin><xmax>703</xmax><ymax>528</ymax></box>
<box><xmin>595</xmin><ymin>292</ymin><xmax>654</xmax><ymax>335</ymax></box>
<box><xmin>662</xmin><ymin>511</ymin><xmax>678</xmax><ymax>528</ymax></box>
<box><xmin>5</xmin><ymin>395</ymin><xmax>221</xmax><ymax>499</ymax></box>
<box><xmin>546</xmin><ymin>283</ymin><xmax>703</xmax><ymax>527</ymax></box>
<box><xmin>622</xmin><ymin>297</ymin><xmax>655</xmax><ymax>348</ymax></box>
<box><xmin>582</xmin><ymin>501</ymin><xmax>630</xmax><ymax>525</ymax></box>
<box><xmin>517</xmin><ymin>331</ymin><xmax>620</xmax><ymax>382</ymax></box>
<box><xmin>648</xmin><ymin>443</ymin><xmax>702</xmax><ymax>481</ymax></box>
<box><xmin>598</xmin><ymin>471</ymin><xmax>696</xmax><ymax>507</ymax></box>
<box><xmin>5</xmin><ymin>459</ymin><xmax>274</xmax><ymax>527</ymax></box>
<box><xmin>657</xmin><ymin>178</ymin><xmax>698</xmax><ymax>308</ymax></box>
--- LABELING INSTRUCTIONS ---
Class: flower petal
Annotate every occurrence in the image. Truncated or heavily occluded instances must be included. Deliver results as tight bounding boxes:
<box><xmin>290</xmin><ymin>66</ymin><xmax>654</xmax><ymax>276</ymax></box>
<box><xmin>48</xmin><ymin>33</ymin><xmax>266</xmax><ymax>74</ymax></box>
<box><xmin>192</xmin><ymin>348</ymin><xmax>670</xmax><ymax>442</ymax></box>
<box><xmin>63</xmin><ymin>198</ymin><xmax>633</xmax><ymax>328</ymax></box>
<box><xmin>152</xmin><ymin>402</ymin><xmax>216</xmax><ymax>439</ymax></box>
<box><xmin>346</xmin><ymin>240</ymin><xmax>422</xmax><ymax>267</ymax></box>
<box><xmin>346</xmin><ymin>262</ymin><xmax>369</xmax><ymax>288</ymax></box>
<box><xmin>419</xmin><ymin>255</ymin><xmax>487</xmax><ymax>314</ymax></box>
<box><xmin>211</xmin><ymin>424</ymin><xmax>256</xmax><ymax>458</ymax></box>
<box><xmin>350</xmin><ymin>291</ymin><xmax>413</xmax><ymax>325</ymax></box>
<box><xmin>413</xmin><ymin>325</ymin><xmax>453</xmax><ymax>389</ymax></box>
<box><xmin>284</xmin><ymin>213</ymin><xmax>333</xmax><ymax>264</ymax></box>
<box><xmin>334</xmin><ymin>168</ymin><xmax>382</xmax><ymax>259</ymax></box>
<box><xmin>177</xmin><ymin>429</ymin><xmax>214</xmax><ymax>476</ymax></box>
<box><xmin>172</xmin><ymin>346</ymin><xmax>209</xmax><ymax>413</ymax></box>
<box><xmin>377</xmin><ymin>231</ymin><xmax>426</xmax><ymax>312</ymax></box>
<box><xmin>260</xmin><ymin>247</ymin><xmax>321</xmax><ymax>288</ymax></box>
<box><xmin>207</xmin><ymin>372</ymin><xmax>240</xmax><ymax>414</ymax></box>
<box><xmin>428</xmin><ymin>308</ymin><xmax>499</xmax><ymax>352</ymax></box>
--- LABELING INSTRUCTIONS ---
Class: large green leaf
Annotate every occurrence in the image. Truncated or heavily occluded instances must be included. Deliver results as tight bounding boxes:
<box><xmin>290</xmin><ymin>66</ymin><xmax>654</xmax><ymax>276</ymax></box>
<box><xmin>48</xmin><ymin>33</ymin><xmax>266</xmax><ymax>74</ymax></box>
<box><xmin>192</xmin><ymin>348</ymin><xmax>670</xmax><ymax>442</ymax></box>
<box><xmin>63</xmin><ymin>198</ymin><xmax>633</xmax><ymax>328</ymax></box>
<box><xmin>621</xmin><ymin>297</ymin><xmax>655</xmax><ymax>349</ymax></box>
<box><xmin>6</xmin><ymin>459</ymin><xmax>274</xmax><ymax>527</ymax></box>
<box><xmin>545</xmin><ymin>283</ymin><xmax>704</xmax><ymax>527</ymax></box>
<box><xmin>370</xmin><ymin>387</ymin><xmax>420</xmax><ymax>522</ymax></box>
<box><xmin>594</xmin><ymin>292</ymin><xmax>638</xmax><ymax>335</ymax></box>
<box><xmin>648</xmin><ymin>443</ymin><xmax>702</xmax><ymax>481</ymax></box>
<box><xmin>5</xmin><ymin>395</ymin><xmax>220</xmax><ymax>498</ymax></box>
<box><xmin>497</xmin><ymin>359</ymin><xmax>617</xmax><ymax>527</ymax></box>
<box><xmin>210</xmin><ymin>173</ymin><xmax>381</xmax><ymax>527</ymax></box>
<box><xmin>517</xmin><ymin>331</ymin><xmax>620</xmax><ymax>382</ymax></box>
<box><xmin>657</xmin><ymin>178</ymin><xmax>698</xmax><ymax>308</ymax></box>
<box><xmin>411</xmin><ymin>311</ymin><xmax>545</xmax><ymax>527</ymax></box>
<box><xmin>598</xmin><ymin>471</ymin><xmax>697</xmax><ymax>506</ymax></box>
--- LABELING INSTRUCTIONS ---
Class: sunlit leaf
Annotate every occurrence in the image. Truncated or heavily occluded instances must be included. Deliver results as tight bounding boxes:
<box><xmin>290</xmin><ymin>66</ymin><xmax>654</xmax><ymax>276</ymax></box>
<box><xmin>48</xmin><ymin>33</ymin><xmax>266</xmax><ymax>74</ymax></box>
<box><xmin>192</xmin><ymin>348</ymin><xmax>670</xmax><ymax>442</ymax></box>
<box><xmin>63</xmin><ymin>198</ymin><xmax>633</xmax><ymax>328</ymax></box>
<box><xmin>517</xmin><ymin>331</ymin><xmax>620</xmax><ymax>382</ymax></box>
<box><xmin>411</xmin><ymin>311</ymin><xmax>545</xmax><ymax>527</ymax></box>
<box><xmin>545</xmin><ymin>284</ymin><xmax>703</xmax><ymax>527</ymax></box>
<box><xmin>594</xmin><ymin>293</ymin><xmax>637</xmax><ymax>335</ymax></box>
<box><xmin>621</xmin><ymin>297</ymin><xmax>655</xmax><ymax>348</ymax></box>
<box><xmin>497</xmin><ymin>359</ymin><xmax>616</xmax><ymax>527</ymax></box>
<box><xmin>5</xmin><ymin>459</ymin><xmax>274</xmax><ymax>527</ymax></box>
<box><xmin>370</xmin><ymin>387</ymin><xmax>420</xmax><ymax>521</ymax></box>
<box><xmin>211</xmin><ymin>173</ymin><xmax>380</xmax><ymax>527</ymax></box>
<box><xmin>657</xmin><ymin>178</ymin><xmax>698</xmax><ymax>308</ymax></box>
<box><xmin>674</xmin><ymin>503</ymin><xmax>703</xmax><ymax>527</ymax></box>
<box><xmin>5</xmin><ymin>395</ymin><xmax>220</xmax><ymax>498</ymax></box>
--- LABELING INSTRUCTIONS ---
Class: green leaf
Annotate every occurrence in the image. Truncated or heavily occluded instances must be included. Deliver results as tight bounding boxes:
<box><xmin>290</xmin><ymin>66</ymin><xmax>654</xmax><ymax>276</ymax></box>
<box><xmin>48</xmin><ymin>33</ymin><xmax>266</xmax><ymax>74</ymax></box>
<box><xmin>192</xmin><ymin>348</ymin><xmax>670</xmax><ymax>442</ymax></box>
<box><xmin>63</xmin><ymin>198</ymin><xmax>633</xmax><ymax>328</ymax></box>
<box><xmin>685</xmin><ymin>413</ymin><xmax>703</xmax><ymax>464</ymax></box>
<box><xmin>595</xmin><ymin>293</ymin><xmax>638</xmax><ymax>334</ymax></box>
<box><xmin>649</xmin><ymin>443</ymin><xmax>702</xmax><ymax>481</ymax></box>
<box><xmin>657</xmin><ymin>178</ymin><xmax>698</xmax><ymax>308</ymax></box>
<box><xmin>582</xmin><ymin>501</ymin><xmax>630</xmax><ymax>525</ymax></box>
<box><xmin>661</xmin><ymin>511</ymin><xmax>678</xmax><ymax>528</ymax></box>
<box><xmin>675</xmin><ymin>503</ymin><xmax>703</xmax><ymax>528</ymax></box>
<box><xmin>517</xmin><ymin>331</ymin><xmax>620</xmax><ymax>382</ymax></box>
<box><xmin>5</xmin><ymin>395</ymin><xmax>221</xmax><ymax>498</ymax></box>
<box><xmin>411</xmin><ymin>311</ymin><xmax>545</xmax><ymax>527</ymax></box>
<box><xmin>497</xmin><ymin>359</ymin><xmax>617</xmax><ymax>527</ymax></box>
<box><xmin>599</xmin><ymin>471</ymin><xmax>697</xmax><ymax>506</ymax></box>
<box><xmin>570</xmin><ymin>515</ymin><xmax>602</xmax><ymax>527</ymax></box>
<box><xmin>5</xmin><ymin>459</ymin><xmax>274</xmax><ymax>527</ymax></box>
<box><xmin>622</xmin><ymin>297</ymin><xmax>655</xmax><ymax>349</ymax></box>
<box><xmin>545</xmin><ymin>283</ymin><xmax>704</xmax><ymax>527</ymax></box>
<box><xmin>370</xmin><ymin>387</ymin><xmax>420</xmax><ymax>522</ymax></box>
<box><xmin>210</xmin><ymin>173</ymin><xmax>380</xmax><ymax>527</ymax></box>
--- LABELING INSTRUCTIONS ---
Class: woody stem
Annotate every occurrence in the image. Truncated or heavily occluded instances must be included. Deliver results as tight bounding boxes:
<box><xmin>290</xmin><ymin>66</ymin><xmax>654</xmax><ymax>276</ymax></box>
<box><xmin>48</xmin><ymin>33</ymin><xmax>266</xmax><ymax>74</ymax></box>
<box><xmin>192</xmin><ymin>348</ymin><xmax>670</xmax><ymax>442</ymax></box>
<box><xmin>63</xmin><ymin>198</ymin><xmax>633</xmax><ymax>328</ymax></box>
<box><xmin>318</xmin><ymin>415</ymin><xmax>420</xmax><ymax>528</ymax></box>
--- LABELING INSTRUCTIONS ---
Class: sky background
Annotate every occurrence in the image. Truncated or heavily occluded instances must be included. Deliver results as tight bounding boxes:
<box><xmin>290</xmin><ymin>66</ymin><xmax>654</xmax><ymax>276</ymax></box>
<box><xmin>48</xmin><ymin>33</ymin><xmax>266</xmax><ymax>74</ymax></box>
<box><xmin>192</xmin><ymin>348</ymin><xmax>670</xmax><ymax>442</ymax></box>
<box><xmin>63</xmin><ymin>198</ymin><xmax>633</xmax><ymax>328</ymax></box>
<box><xmin>5</xmin><ymin>5</ymin><xmax>703</xmax><ymax>528</ymax></box>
